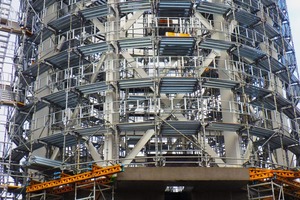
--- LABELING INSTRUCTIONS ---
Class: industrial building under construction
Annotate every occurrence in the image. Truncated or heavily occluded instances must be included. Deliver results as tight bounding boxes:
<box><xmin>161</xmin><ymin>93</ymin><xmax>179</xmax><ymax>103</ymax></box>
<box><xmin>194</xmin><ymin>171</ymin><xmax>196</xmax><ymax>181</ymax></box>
<box><xmin>1</xmin><ymin>0</ymin><xmax>300</xmax><ymax>199</ymax></box>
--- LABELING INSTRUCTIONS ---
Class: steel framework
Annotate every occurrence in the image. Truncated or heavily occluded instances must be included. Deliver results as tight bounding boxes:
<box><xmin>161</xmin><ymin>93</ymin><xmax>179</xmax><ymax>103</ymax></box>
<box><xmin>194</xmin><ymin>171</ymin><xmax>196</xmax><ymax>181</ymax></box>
<box><xmin>1</xmin><ymin>0</ymin><xmax>300</xmax><ymax>199</ymax></box>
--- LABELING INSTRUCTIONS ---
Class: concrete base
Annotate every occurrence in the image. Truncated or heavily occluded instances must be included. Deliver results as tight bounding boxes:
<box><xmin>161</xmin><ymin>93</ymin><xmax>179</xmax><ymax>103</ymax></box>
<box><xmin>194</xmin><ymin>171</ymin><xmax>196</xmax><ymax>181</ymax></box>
<box><xmin>115</xmin><ymin>167</ymin><xmax>249</xmax><ymax>200</ymax></box>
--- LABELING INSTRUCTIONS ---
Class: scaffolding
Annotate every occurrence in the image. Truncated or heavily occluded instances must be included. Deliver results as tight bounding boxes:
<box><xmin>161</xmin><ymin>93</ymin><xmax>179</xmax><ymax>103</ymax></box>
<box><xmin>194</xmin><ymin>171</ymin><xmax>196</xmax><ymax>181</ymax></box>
<box><xmin>0</xmin><ymin>0</ymin><xmax>300</xmax><ymax>199</ymax></box>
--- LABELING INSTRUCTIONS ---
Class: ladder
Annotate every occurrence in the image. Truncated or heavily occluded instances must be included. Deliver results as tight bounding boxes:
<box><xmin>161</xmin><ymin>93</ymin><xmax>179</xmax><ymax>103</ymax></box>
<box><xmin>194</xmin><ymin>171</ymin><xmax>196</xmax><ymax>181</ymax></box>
<box><xmin>0</xmin><ymin>0</ymin><xmax>14</xmax><ymax>88</ymax></box>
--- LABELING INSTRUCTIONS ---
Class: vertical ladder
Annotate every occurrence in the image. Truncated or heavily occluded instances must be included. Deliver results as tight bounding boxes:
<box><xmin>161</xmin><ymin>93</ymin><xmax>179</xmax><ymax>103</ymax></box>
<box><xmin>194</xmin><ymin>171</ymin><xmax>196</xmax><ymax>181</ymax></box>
<box><xmin>0</xmin><ymin>0</ymin><xmax>14</xmax><ymax>91</ymax></box>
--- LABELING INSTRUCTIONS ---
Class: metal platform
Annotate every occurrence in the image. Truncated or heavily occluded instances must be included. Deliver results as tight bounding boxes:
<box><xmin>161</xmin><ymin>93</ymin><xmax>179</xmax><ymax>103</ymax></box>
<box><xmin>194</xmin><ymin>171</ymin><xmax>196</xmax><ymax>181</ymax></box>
<box><xmin>23</xmin><ymin>156</ymin><xmax>65</xmax><ymax>172</ymax></box>
<box><xmin>251</xmin><ymin>93</ymin><xmax>292</xmax><ymax>111</ymax></box>
<box><xmin>160</xmin><ymin>77</ymin><xmax>198</xmax><ymax>93</ymax></box>
<box><xmin>159</xmin><ymin>37</ymin><xmax>195</xmax><ymax>56</ymax></box>
<box><xmin>236</xmin><ymin>84</ymin><xmax>271</xmax><ymax>98</ymax></box>
<box><xmin>261</xmin><ymin>0</ymin><xmax>275</xmax><ymax>7</ymax></box>
<box><xmin>241</xmin><ymin>126</ymin><xmax>275</xmax><ymax>138</ymax></box>
<box><xmin>9</xmin><ymin>150</ymin><xmax>27</xmax><ymax>163</ymax></box>
<box><xmin>80</xmin><ymin>5</ymin><xmax>108</xmax><ymax>20</ymax></box>
<box><xmin>48</xmin><ymin>14</ymin><xmax>82</xmax><ymax>33</ymax></box>
<box><xmin>257</xmin><ymin>56</ymin><xmax>286</xmax><ymax>73</ymax></box>
<box><xmin>75</xmin><ymin>126</ymin><xmax>106</xmax><ymax>136</ymax></box>
<box><xmin>205</xmin><ymin>122</ymin><xmax>243</xmax><ymax>132</ymax></box>
<box><xmin>118</xmin><ymin>37</ymin><xmax>152</xmax><ymax>49</ymax></box>
<box><xmin>42</xmin><ymin>90</ymin><xmax>80</xmax><ymax>108</ymax></box>
<box><xmin>254</xmin><ymin>22</ymin><xmax>280</xmax><ymax>40</ymax></box>
<box><xmin>45</xmin><ymin>50</ymin><xmax>90</xmax><ymax>70</ymax></box>
<box><xmin>76</xmin><ymin>81</ymin><xmax>109</xmax><ymax>94</ymax></box>
<box><xmin>230</xmin><ymin>9</ymin><xmax>261</xmax><ymax>27</ymax></box>
<box><xmin>274</xmin><ymin>37</ymin><xmax>293</xmax><ymax>52</ymax></box>
<box><xmin>31</xmin><ymin>0</ymin><xmax>57</xmax><ymax>12</ymax></box>
<box><xmin>160</xmin><ymin>121</ymin><xmax>201</xmax><ymax>135</ymax></box>
<box><xmin>233</xmin><ymin>45</ymin><xmax>266</xmax><ymax>61</ymax></box>
<box><xmin>288</xmin><ymin>144</ymin><xmax>300</xmax><ymax>155</ymax></box>
<box><xmin>202</xmin><ymin>78</ymin><xmax>239</xmax><ymax>89</ymax></box>
<box><xmin>39</xmin><ymin>133</ymin><xmax>81</xmax><ymax>148</ymax></box>
<box><xmin>14</xmin><ymin>141</ymin><xmax>44</xmax><ymax>152</ymax></box>
<box><xmin>118</xmin><ymin>122</ymin><xmax>156</xmax><ymax>132</ymax></box>
<box><xmin>78</xmin><ymin>42</ymin><xmax>112</xmax><ymax>56</ymax></box>
<box><xmin>196</xmin><ymin>1</ymin><xmax>230</xmax><ymax>15</ymax></box>
<box><xmin>233</xmin><ymin>0</ymin><xmax>259</xmax><ymax>13</ymax></box>
<box><xmin>255</xmin><ymin>135</ymin><xmax>298</xmax><ymax>149</ymax></box>
<box><xmin>282</xmin><ymin>106</ymin><xmax>300</xmax><ymax>119</ymax></box>
<box><xmin>119</xmin><ymin>0</ymin><xmax>151</xmax><ymax>14</ymax></box>
<box><xmin>119</xmin><ymin>78</ymin><xmax>154</xmax><ymax>89</ymax></box>
<box><xmin>157</xmin><ymin>0</ymin><xmax>193</xmax><ymax>17</ymax></box>
<box><xmin>28</xmin><ymin>27</ymin><xmax>54</xmax><ymax>44</ymax></box>
<box><xmin>199</xmin><ymin>38</ymin><xmax>234</xmax><ymax>51</ymax></box>
<box><xmin>22</xmin><ymin>62</ymin><xmax>50</xmax><ymax>85</ymax></box>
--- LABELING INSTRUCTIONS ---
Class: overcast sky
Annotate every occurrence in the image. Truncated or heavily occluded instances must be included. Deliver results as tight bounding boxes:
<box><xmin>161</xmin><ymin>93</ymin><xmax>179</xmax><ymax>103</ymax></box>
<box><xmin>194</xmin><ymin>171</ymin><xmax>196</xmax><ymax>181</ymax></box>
<box><xmin>286</xmin><ymin>0</ymin><xmax>300</xmax><ymax>73</ymax></box>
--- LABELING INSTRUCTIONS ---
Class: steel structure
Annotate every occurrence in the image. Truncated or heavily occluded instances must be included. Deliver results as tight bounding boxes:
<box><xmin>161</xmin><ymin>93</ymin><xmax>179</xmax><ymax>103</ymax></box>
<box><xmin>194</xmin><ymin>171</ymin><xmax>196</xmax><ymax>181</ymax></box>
<box><xmin>1</xmin><ymin>0</ymin><xmax>300</xmax><ymax>199</ymax></box>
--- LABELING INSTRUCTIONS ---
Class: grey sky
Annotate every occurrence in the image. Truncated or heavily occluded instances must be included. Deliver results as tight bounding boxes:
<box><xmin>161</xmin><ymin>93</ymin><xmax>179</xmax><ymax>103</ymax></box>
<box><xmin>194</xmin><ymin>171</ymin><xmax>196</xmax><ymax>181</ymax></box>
<box><xmin>286</xmin><ymin>0</ymin><xmax>300</xmax><ymax>74</ymax></box>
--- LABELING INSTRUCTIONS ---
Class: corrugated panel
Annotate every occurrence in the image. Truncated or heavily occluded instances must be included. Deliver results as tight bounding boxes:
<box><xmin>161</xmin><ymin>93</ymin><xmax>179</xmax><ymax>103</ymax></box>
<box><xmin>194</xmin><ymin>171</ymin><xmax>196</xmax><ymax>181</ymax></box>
<box><xmin>202</xmin><ymin>78</ymin><xmax>239</xmax><ymax>89</ymax></box>
<box><xmin>232</xmin><ymin>9</ymin><xmax>260</xmax><ymax>27</ymax></box>
<box><xmin>14</xmin><ymin>141</ymin><xmax>43</xmax><ymax>152</ymax></box>
<box><xmin>206</xmin><ymin>122</ymin><xmax>243</xmax><ymax>132</ymax></box>
<box><xmin>291</xmin><ymin>74</ymin><xmax>299</xmax><ymax>84</ymax></box>
<box><xmin>274</xmin><ymin>37</ymin><xmax>292</xmax><ymax>52</ymax></box>
<box><xmin>199</xmin><ymin>38</ymin><xmax>234</xmax><ymax>51</ymax></box>
<box><xmin>250</xmin><ymin>96</ymin><xmax>276</xmax><ymax>110</ymax></box>
<box><xmin>39</xmin><ymin>133</ymin><xmax>80</xmax><ymax>148</ymax></box>
<box><xmin>9</xmin><ymin>150</ymin><xmax>26</xmax><ymax>162</ymax></box>
<box><xmin>32</xmin><ymin>0</ymin><xmax>57</xmax><ymax>12</ymax></box>
<box><xmin>25</xmin><ymin>156</ymin><xmax>63</xmax><ymax>169</ymax></box>
<box><xmin>80</xmin><ymin>5</ymin><xmax>108</xmax><ymax>20</ymax></box>
<box><xmin>160</xmin><ymin>121</ymin><xmax>201</xmax><ymax>135</ymax></box>
<box><xmin>255</xmin><ymin>135</ymin><xmax>297</xmax><ymax>149</ymax></box>
<box><xmin>257</xmin><ymin>56</ymin><xmax>285</xmax><ymax>73</ymax></box>
<box><xmin>257</xmin><ymin>23</ymin><xmax>279</xmax><ymax>39</ymax></box>
<box><xmin>160</xmin><ymin>77</ymin><xmax>198</xmax><ymax>93</ymax></box>
<box><xmin>233</xmin><ymin>0</ymin><xmax>259</xmax><ymax>13</ymax></box>
<box><xmin>119</xmin><ymin>1</ymin><xmax>151</xmax><ymax>14</ymax></box>
<box><xmin>234</xmin><ymin>45</ymin><xmax>266</xmax><ymax>61</ymax></box>
<box><xmin>236</xmin><ymin>84</ymin><xmax>271</xmax><ymax>98</ymax></box>
<box><xmin>76</xmin><ymin>81</ymin><xmax>109</xmax><ymax>94</ymax></box>
<box><xmin>75</xmin><ymin>126</ymin><xmax>106</xmax><ymax>136</ymax></box>
<box><xmin>22</xmin><ymin>62</ymin><xmax>50</xmax><ymax>81</ymax></box>
<box><xmin>118</xmin><ymin>37</ymin><xmax>152</xmax><ymax>49</ymax></box>
<box><xmin>275</xmin><ymin>93</ymin><xmax>292</xmax><ymax>109</ymax></box>
<box><xmin>48</xmin><ymin>14</ymin><xmax>82</xmax><ymax>33</ymax></box>
<box><xmin>252</xmin><ymin>94</ymin><xmax>292</xmax><ymax>111</ymax></box>
<box><xmin>196</xmin><ymin>1</ymin><xmax>231</xmax><ymax>15</ymax></box>
<box><xmin>244</xmin><ymin>126</ymin><xmax>275</xmax><ymax>138</ymax></box>
<box><xmin>119</xmin><ymin>78</ymin><xmax>154</xmax><ymax>89</ymax></box>
<box><xmin>159</xmin><ymin>37</ymin><xmax>195</xmax><ymax>56</ymax></box>
<box><xmin>158</xmin><ymin>1</ymin><xmax>193</xmax><ymax>17</ymax></box>
<box><xmin>261</xmin><ymin>0</ymin><xmax>275</xmax><ymax>7</ymax></box>
<box><xmin>42</xmin><ymin>90</ymin><xmax>79</xmax><ymax>108</ymax></box>
<box><xmin>45</xmin><ymin>50</ymin><xmax>90</xmax><ymax>70</ymax></box>
<box><xmin>118</xmin><ymin>122</ymin><xmax>155</xmax><ymax>132</ymax></box>
<box><xmin>28</xmin><ymin>27</ymin><xmax>54</xmax><ymax>44</ymax></box>
<box><xmin>77</xmin><ymin>42</ymin><xmax>112</xmax><ymax>56</ymax></box>
<box><xmin>289</xmin><ymin>144</ymin><xmax>300</xmax><ymax>155</ymax></box>
<box><xmin>282</xmin><ymin>106</ymin><xmax>300</xmax><ymax>119</ymax></box>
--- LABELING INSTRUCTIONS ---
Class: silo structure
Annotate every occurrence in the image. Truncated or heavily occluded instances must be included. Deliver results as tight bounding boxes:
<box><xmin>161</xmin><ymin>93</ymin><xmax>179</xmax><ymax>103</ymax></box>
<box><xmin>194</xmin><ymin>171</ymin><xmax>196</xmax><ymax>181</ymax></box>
<box><xmin>1</xmin><ymin>0</ymin><xmax>300</xmax><ymax>199</ymax></box>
